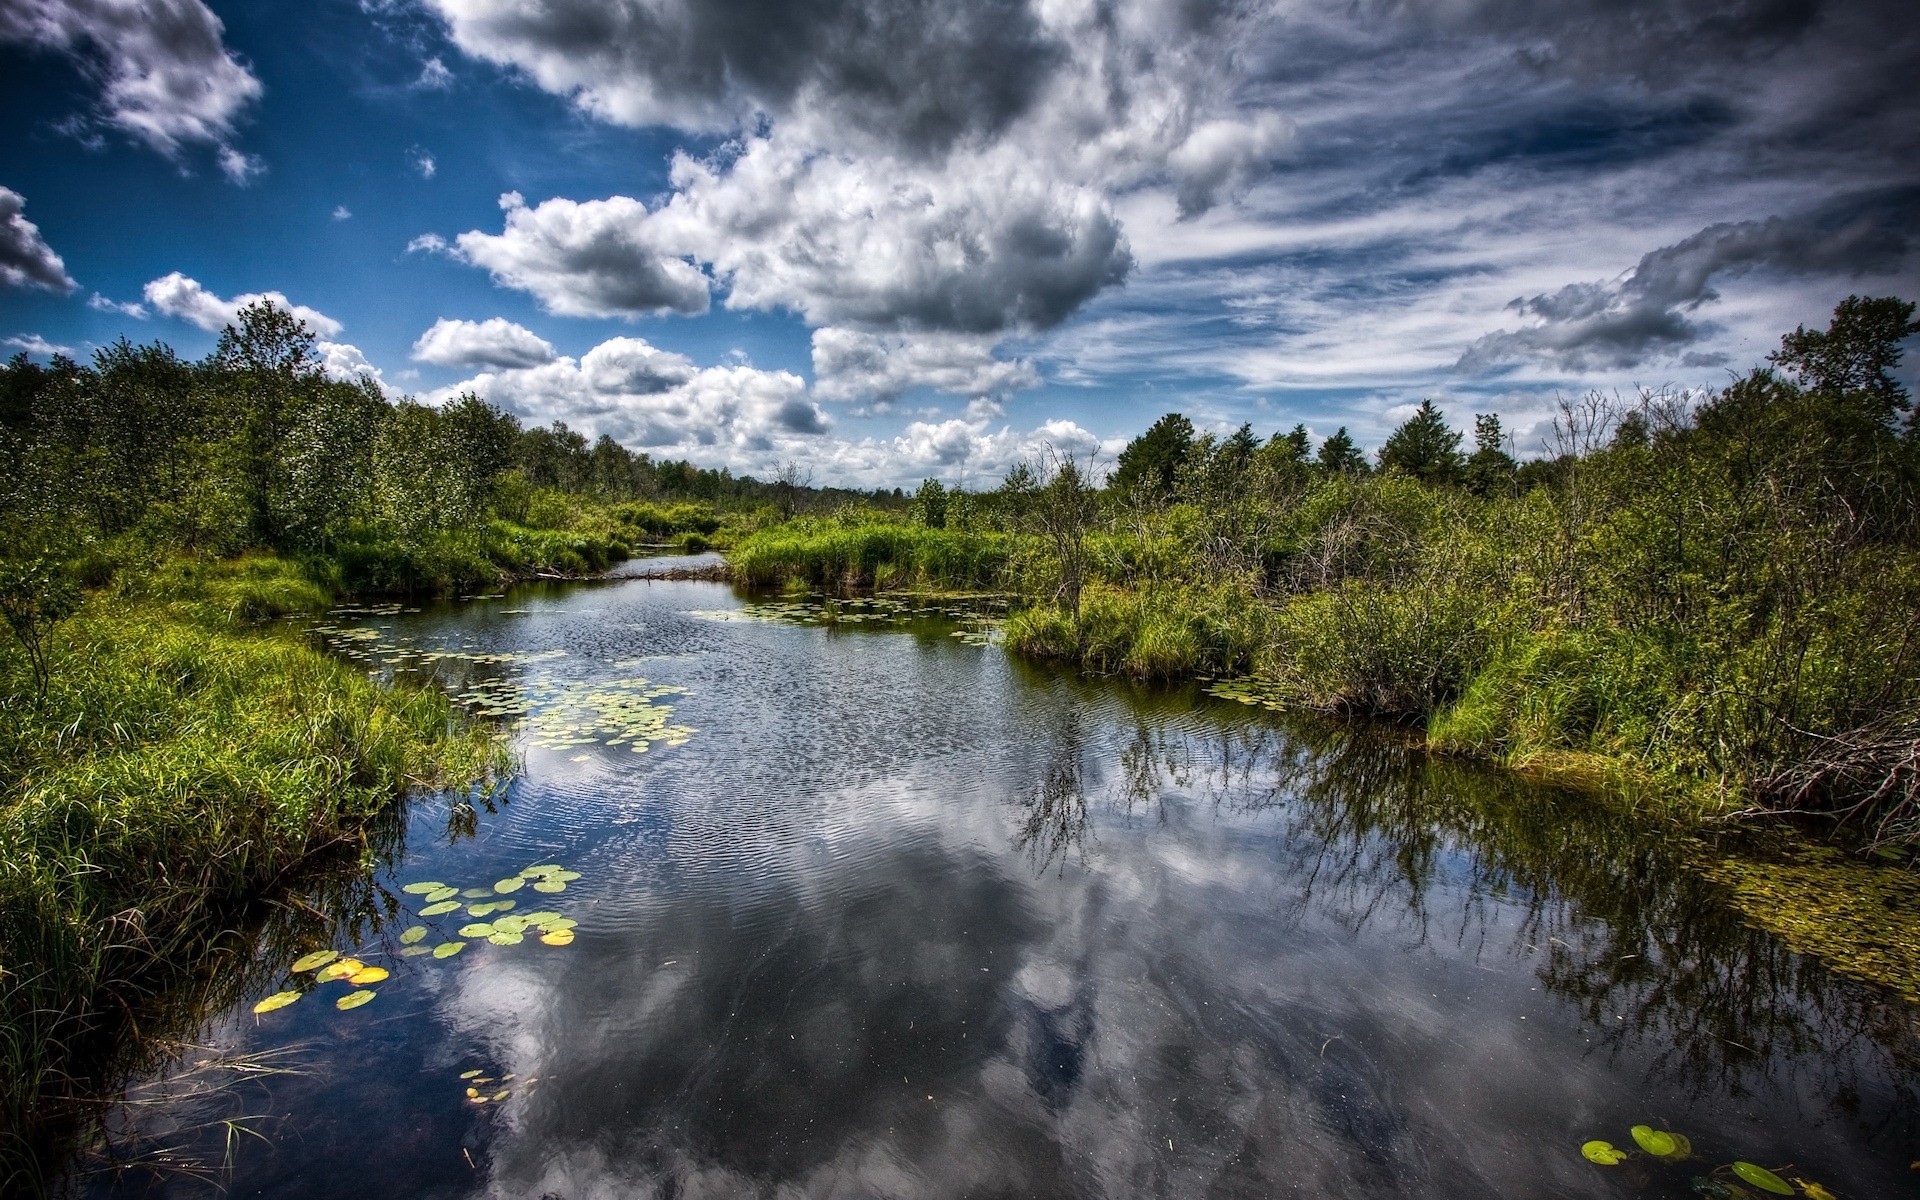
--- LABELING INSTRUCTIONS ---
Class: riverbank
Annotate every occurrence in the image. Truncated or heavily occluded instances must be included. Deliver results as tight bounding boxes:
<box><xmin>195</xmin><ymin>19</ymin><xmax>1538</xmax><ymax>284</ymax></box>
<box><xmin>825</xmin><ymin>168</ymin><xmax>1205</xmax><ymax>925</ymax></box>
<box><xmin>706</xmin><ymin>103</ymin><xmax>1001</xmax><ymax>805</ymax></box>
<box><xmin>0</xmin><ymin>555</ymin><xmax>510</xmax><ymax>1189</ymax></box>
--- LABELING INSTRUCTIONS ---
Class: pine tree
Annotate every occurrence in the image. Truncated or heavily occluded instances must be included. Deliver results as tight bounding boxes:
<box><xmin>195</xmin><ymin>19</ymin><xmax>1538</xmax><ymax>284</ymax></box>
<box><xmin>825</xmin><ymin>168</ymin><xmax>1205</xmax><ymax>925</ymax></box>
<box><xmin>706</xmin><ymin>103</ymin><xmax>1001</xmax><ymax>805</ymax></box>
<box><xmin>1377</xmin><ymin>400</ymin><xmax>1462</xmax><ymax>484</ymax></box>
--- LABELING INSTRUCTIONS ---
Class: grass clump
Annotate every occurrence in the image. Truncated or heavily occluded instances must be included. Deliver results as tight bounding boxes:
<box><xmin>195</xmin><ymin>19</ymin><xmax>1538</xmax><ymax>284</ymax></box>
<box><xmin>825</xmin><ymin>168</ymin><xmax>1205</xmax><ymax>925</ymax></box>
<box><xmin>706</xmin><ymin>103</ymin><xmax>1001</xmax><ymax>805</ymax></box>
<box><xmin>731</xmin><ymin>518</ymin><xmax>1014</xmax><ymax>591</ymax></box>
<box><xmin>0</xmin><ymin>559</ymin><xmax>506</xmax><ymax>1180</ymax></box>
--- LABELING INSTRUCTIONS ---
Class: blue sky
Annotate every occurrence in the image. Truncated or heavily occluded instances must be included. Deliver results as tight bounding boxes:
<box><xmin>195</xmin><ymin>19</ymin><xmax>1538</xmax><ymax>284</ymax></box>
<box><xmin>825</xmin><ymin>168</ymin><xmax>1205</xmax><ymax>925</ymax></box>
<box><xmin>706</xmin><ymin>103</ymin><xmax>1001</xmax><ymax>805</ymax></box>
<box><xmin>3</xmin><ymin>0</ymin><xmax>1916</xmax><ymax>487</ymax></box>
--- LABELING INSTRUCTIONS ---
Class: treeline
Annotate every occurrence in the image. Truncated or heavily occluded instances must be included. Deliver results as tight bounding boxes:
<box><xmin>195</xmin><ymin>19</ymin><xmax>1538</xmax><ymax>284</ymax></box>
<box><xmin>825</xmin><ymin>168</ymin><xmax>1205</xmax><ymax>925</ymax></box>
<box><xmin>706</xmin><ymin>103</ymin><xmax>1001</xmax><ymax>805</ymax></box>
<box><xmin>738</xmin><ymin>297</ymin><xmax>1920</xmax><ymax>847</ymax></box>
<box><xmin>0</xmin><ymin>301</ymin><xmax>891</xmax><ymax>591</ymax></box>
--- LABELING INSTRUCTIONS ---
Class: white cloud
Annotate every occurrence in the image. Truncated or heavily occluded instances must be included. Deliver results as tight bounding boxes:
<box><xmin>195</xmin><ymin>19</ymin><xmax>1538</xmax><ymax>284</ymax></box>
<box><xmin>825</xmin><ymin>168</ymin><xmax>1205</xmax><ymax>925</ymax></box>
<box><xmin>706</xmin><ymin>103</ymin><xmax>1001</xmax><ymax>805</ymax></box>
<box><xmin>0</xmin><ymin>0</ymin><xmax>262</xmax><ymax>172</ymax></box>
<box><xmin>316</xmin><ymin>339</ymin><xmax>399</xmax><ymax>396</ymax></box>
<box><xmin>331</xmin><ymin>205</ymin><xmax>352</xmax><ymax>221</ymax></box>
<box><xmin>416</xmin><ymin>56</ymin><xmax>453</xmax><ymax>89</ymax></box>
<box><xmin>412</xmin><ymin>316</ymin><xmax>557</xmax><ymax>369</ymax></box>
<box><xmin>410</xmin><ymin>147</ymin><xmax>437</xmax><ymax>178</ymax></box>
<box><xmin>810</xmin><ymin>328</ymin><xmax>1038</xmax><ymax>403</ymax></box>
<box><xmin>441</xmin><ymin>191</ymin><xmax>710</xmax><ymax>319</ymax></box>
<box><xmin>407</xmin><ymin>232</ymin><xmax>450</xmax><ymax>255</ymax></box>
<box><xmin>0</xmin><ymin>187</ymin><xmax>77</xmax><ymax>294</ymax></box>
<box><xmin>87</xmin><ymin>292</ymin><xmax>146</xmax><ymax>317</ymax></box>
<box><xmin>217</xmin><ymin>146</ymin><xmax>263</xmax><ymax>184</ymax></box>
<box><xmin>4</xmin><ymin>333</ymin><xmax>73</xmax><ymax>357</ymax></box>
<box><xmin>142</xmin><ymin>271</ymin><xmax>344</xmax><ymax>338</ymax></box>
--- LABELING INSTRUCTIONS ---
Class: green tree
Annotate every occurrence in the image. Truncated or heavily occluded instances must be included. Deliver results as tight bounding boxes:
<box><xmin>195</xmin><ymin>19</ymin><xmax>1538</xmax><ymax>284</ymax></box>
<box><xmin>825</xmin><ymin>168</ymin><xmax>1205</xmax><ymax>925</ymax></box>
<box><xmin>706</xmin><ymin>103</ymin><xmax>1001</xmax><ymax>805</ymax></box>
<box><xmin>1377</xmin><ymin>400</ymin><xmax>1463</xmax><ymax>485</ymax></box>
<box><xmin>1316</xmin><ymin>426</ymin><xmax>1368</xmax><ymax>475</ymax></box>
<box><xmin>1769</xmin><ymin>294</ymin><xmax>1918</xmax><ymax>425</ymax></box>
<box><xmin>0</xmin><ymin>553</ymin><xmax>78</xmax><ymax>700</ymax></box>
<box><xmin>1463</xmin><ymin>413</ymin><xmax>1518</xmax><ymax>497</ymax></box>
<box><xmin>1111</xmin><ymin>412</ymin><xmax>1194</xmax><ymax>505</ymax></box>
<box><xmin>912</xmin><ymin>478</ymin><xmax>949</xmax><ymax>528</ymax></box>
<box><xmin>211</xmin><ymin>300</ymin><xmax>326</xmax><ymax>545</ymax></box>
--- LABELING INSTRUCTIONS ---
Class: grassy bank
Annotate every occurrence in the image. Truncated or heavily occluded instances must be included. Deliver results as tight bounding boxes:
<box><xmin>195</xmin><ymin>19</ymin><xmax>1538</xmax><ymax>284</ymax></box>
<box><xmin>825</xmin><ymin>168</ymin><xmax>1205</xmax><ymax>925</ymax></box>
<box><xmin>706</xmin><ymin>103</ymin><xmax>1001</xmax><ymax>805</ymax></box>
<box><xmin>0</xmin><ymin>555</ymin><xmax>507</xmax><ymax>1186</ymax></box>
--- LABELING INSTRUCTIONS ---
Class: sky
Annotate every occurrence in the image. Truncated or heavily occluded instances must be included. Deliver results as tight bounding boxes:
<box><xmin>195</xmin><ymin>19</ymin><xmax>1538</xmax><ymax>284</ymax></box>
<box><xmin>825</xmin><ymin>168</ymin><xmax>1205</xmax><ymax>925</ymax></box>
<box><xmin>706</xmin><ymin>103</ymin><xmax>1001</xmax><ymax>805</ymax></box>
<box><xmin>2</xmin><ymin>0</ymin><xmax>1916</xmax><ymax>488</ymax></box>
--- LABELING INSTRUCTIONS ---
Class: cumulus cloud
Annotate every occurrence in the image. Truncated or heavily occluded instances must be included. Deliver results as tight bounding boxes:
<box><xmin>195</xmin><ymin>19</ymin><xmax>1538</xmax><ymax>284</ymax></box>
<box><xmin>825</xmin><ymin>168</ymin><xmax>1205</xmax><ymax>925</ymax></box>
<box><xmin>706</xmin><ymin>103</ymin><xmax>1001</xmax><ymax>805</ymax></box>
<box><xmin>430</xmin><ymin>333</ymin><xmax>822</xmax><ymax>452</ymax></box>
<box><xmin>1461</xmin><ymin>193</ymin><xmax>1920</xmax><ymax>371</ymax></box>
<box><xmin>87</xmin><ymin>292</ymin><xmax>145</xmax><ymax>317</ymax></box>
<box><xmin>440</xmin><ymin>192</ymin><xmax>710</xmax><ymax>319</ymax></box>
<box><xmin>0</xmin><ymin>0</ymin><xmax>262</xmax><ymax>171</ymax></box>
<box><xmin>316</xmin><ymin>339</ymin><xmax>399</xmax><ymax>395</ymax></box>
<box><xmin>4</xmin><ymin>333</ymin><xmax>73</xmax><ymax>357</ymax></box>
<box><xmin>810</xmin><ymin>328</ymin><xmax>1038</xmax><ymax>403</ymax></box>
<box><xmin>0</xmin><ymin>187</ymin><xmax>77</xmax><ymax>293</ymax></box>
<box><xmin>142</xmin><ymin>271</ymin><xmax>344</xmax><ymax>338</ymax></box>
<box><xmin>411</xmin><ymin>316</ymin><xmax>557</xmax><ymax>369</ymax></box>
<box><xmin>409</xmin><ymin>147</ymin><xmax>437</xmax><ymax>178</ymax></box>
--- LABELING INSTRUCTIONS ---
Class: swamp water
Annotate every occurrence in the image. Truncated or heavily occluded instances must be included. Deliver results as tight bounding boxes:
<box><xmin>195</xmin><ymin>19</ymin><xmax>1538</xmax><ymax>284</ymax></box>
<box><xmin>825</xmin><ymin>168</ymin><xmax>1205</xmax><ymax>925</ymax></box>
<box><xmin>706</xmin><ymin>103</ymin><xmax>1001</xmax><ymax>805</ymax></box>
<box><xmin>73</xmin><ymin>562</ymin><xmax>1919</xmax><ymax>1198</ymax></box>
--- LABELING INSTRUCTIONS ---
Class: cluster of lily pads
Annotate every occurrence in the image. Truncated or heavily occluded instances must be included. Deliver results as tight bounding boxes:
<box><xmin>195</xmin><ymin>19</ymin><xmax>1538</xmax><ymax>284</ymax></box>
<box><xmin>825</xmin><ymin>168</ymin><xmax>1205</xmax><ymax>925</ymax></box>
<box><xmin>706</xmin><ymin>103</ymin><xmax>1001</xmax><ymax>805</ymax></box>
<box><xmin>251</xmin><ymin>864</ymin><xmax>585</xmax><ymax>1018</ymax></box>
<box><xmin>700</xmin><ymin>593</ymin><xmax>1005</xmax><ymax>646</ymax></box>
<box><xmin>1580</xmin><ymin>1124</ymin><xmax>1837</xmax><ymax>1198</ymax></box>
<box><xmin>448</xmin><ymin>675</ymin><xmax>695</xmax><ymax>754</ymax></box>
<box><xmin>458</xmin><ymin>1067</ymin><xmax>536</xmax><ymax>1106</ymax></box>
<box><xmin>1201</xmin><ymin>677</ymin><xmax>1287</xmax><ymax>712</ymax></box>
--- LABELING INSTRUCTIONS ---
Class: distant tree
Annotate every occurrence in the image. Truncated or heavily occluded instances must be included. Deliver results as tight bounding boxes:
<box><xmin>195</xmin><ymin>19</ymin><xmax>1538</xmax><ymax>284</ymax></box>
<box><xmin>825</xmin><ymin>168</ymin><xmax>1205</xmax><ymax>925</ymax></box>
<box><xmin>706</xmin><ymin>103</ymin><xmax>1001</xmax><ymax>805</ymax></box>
<box><xmin>1007</xmin><ymin>450</ymin><xmax>1100</xmax><ymax>619</ymax></box>
<box><xmin>1610</xmin><ymin>409</ymin><xmax>1650</xmax><ymax>450</ymax></box>
<box><xmin>1316</xmin><ymin>426</ymin><xmax>1368</xmax><ymax>475</ymax></box>
<box><xmin>774</xmin><ymin>459</ymin><xmax>813</xmax><ymax>520</ymax></box>
<box><xmin>912</xmin><ymin>478</ymin><xmax>949</xmax><ymax>528</ymax></box>
<box><xmin>1463</xmin><ymin>413</ymin><xmax>1518</xmax><ymax>497</ymax></box>
<box><xmin>1279</xmin><ymin>423</ymin><xmax>1312</xmax><ymax>464</ymax></box>
<box><xmin>1111</xmin><ymin>412</ymin><xmax>1194</xmax><ymax>505</ymax></box>
<box><xmin>212</xmin><ymin>300</ymin><xmax>325</xmax><ymax>544</ymax></box>
<box><xmin>1378</xmin><ymin>400</ymin><xmax>1463</xmax><ymax>485</ymax></box>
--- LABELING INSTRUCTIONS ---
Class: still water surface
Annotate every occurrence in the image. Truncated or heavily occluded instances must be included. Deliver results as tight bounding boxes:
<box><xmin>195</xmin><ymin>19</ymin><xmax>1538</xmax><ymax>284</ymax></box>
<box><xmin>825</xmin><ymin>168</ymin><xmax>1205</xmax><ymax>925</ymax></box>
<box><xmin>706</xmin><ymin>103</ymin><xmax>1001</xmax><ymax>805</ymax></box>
<box><xmin>82</xmin><ymin>564</ymin><xmax>1919</xmax><ymax>1197</ymax></box>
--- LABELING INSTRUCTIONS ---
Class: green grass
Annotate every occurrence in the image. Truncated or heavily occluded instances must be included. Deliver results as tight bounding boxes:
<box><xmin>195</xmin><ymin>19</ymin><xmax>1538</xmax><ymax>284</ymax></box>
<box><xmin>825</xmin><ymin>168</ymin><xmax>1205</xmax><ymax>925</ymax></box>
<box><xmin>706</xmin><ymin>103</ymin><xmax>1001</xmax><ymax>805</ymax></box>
<box><xmin>0</xmin><ymin>557</ymin><xmax>507</xmax><ymax>1182</ymax></box>
<box><xmin>730</xmin><ymin>520</ymin><xmax>1015</xmax><ymax>591</ymax></box>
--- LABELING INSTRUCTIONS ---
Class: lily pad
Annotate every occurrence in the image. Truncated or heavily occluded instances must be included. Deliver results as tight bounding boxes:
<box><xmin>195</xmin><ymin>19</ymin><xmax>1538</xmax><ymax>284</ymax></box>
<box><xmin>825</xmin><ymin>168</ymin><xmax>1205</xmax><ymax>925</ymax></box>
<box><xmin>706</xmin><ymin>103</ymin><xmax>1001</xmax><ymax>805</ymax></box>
<box><xmin>399</xmin><ymin>945</ymin><xmax>433</xmax><ymax>958</ymax></box>
<box><xmin>467</xmin><ymin>901</ymin><xmax>498</xmax><ymax>917</ymax></box>
<box><xmin>1631</xmin><ymin>1126</ymin><xmax>1681</xmax><ymax>1157</ymax></box>
<box><xmin>348</xmin><ymin>966</ymin><xmax>389</xmax><ymax>985</ymax></box>
<box><xmin>1793</xmin><ymin>1179</ymin><xmax>1837</xmax><ymax>1200</ymax></box>
<box><xmin>424</xmin><ymin>886</ymin><xmax>458</xmax><ymax>903</ymax></box>
<box><xmin>420</xmin><ymin>901</ymin><xmax>461</xmax><ymax>916</ymax></box>
<box><xmin>549</xmin><ymin>870</ymin><xmax>582</xmax><ymax>882</ymax></box>
<box><xmin>488</xmin><ymin>931</ymin><xmax>525</xmax><ymax>946</ymax></box>
<box><xmin>317</xmin><ymin>958</ymin><xmax>365</xmax><ymax>983</ymax></box>
<box><xmin>335</xmin><ymin>990</ymin><xmax>376</xmax><ymax>1010</ymax></box>
<box><xmin>462</xmin><ymin>888</ymin><xmax>494</xmax><ymax>899</ymax></box>
<box><xmin>401</xmin><ymin>882</ymin><xmax>445</xmax><ymax>895</ymax></box>
<box><xmin>540</xmin><ymin>917</ymin><xmax>578</xmax><ymax>932</ymax></box>
<box><xmin>521</xmin><ymin>865</ymin><xmax>562</xmax><ymax>877</ymax></box>
<box><xmin>494</xmin><ymin>877</ymin><xmax>525</xmax><ymax>893</ymax></box>
<box><xmin>523</xmin><ymin>911</ymin><xmax>562</xmax><ymax>924</ymax></box>
<box><xmin>433</xmin><ymin>941</ymin><xmax>466</xmax><ymax>959</ymax></box>
<box><xmin>540</xmin><ymin>929</ymin><xmax>575</xmax><ymax>946</ymax></box>
<box><xmin>1581</xmin><ymin>1141</ymin><xmax>1628</xmax><ymax>1166</ymax></box>
<box><xmin>291</xmin><ymin>950</ymin><xmax>340</xmax><ymax>973</ymax></box>
<box><xmin>1730</xmin><ymin>1163</ymin><xmax>1794</xmax><ymax>1196</ymax></box>
<box><xmin>532</xmin><ymin>880</ymin><xmax>567</xmax><ymax>893</ymax></box>
<box><xmin>459</xmin><ymin>923</ymin><xmax>497</xmax><ymax>938</ymax></box>
<box><xmin>494</xmin><ymin>915</ymin><xmax>532</xmax><ymax>934</ymax></box>
<box><xmin>399</xmin><ymin>925</ymin><xmax>429</xmax><ymax>944</ymax></box>
<box><xmin>253</xmin><ymin>991</ymin><xmax>302</xmax><ymax>1014</ymax></box>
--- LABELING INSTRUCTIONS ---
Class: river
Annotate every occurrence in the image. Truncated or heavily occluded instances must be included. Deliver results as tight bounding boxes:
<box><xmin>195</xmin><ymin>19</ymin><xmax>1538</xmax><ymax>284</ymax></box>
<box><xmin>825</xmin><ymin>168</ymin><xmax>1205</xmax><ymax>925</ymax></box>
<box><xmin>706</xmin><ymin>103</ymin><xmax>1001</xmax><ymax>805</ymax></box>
<box><xmin>73</xmin><ymin>561</ymin><xmax>1920</xmax><ymax>1198</ymax></box>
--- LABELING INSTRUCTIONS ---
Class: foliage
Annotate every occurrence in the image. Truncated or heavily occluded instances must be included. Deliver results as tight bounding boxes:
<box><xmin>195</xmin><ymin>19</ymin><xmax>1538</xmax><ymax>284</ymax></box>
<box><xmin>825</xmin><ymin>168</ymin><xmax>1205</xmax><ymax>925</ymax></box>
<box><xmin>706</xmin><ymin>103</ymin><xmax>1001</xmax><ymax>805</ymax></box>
<box><xmin>0</xmin><ymin>554</ymin><xmax>78</xmax><ymax>700</ymax></box>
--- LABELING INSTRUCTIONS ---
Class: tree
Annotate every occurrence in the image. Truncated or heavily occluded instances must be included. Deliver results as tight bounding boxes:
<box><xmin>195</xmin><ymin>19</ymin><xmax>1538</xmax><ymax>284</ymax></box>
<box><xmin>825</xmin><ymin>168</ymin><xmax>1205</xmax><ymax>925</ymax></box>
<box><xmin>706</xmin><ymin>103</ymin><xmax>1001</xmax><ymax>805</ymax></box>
<box><xmin>0</xmin><ymin>553</ymin><xmax>78</xmax><ymax>700</ymax></box>
<box><xmin>912</xmin><ymin>478</ymin><xmax>949</xmax><ymax>528</ymax></box>
<box><xmin>1111</xmin><ymin>412</ymin><xmax>1194</xmax><ymax>505</ymax></box>
<box><xmin>1004</xmin><ymin>450</ymin><xmax>1099</xmax><ymax>619</ymax></box>
<box><xmin>773</xmin><ymin>459</ymin><xmax>813</xmax><ymax>520</ymax></box>
<box><xmin>1316</xmin><ymin>426</ymin><xmax>1368</xmax><ymax>475</ymax></box>
<box><xmin>1463</xmin><ymin>413</ymin><xmax>1518</xmax><ymax>497</ymax></box>
<box><xmin>1769</xmin><ymin>294</ymin><xmax>1918</xmax><ymax>425</ymax></box>
<box><xmin>211</xmin><ymin>300</ymin><xmax>325</xmax><ymax>545</ymax></box>
<box><xmin>1279</xmin><ymin>423</ymin><xmax>1312</xmax><ymax>464</ymax></box>
<box><xmin>1377</xmin><ymin>400</ymin><xmax>1462</xmax><ymax>485</ymax></box>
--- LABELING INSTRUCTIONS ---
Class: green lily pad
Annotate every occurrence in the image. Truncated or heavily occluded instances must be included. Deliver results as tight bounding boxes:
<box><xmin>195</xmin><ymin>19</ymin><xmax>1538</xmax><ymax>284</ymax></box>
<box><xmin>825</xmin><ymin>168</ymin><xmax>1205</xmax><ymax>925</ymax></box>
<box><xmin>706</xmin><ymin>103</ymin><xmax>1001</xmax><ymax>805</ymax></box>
<box><xmin>540</xmin><ymin>917</ymin><xmax>578</xmax><ymax>932</ymax></box>
<box><xmin>494</xmin><ymin>877</ymin><xmax>525</xmax><ymax>893</ymax></box>
<box><xmin>523</xmin><ymin>911</ymin><xmax>562</xmax><ymax>924</ymax></box>
<box><xmin>1581</xmin><ymin>1141</ymin><xmax>1628</xmax><ymax>1165</ymax></box>
<box><xmin>532</xmin><ymin>880</ymin><xmax>566</xmax><ymax>893</ymax></box>
<box><xmin>521</xmin><ymin>864</ymin><xmax>562</xmax><ymax>877</ymax></box>
<box><xmin>433</xmin><ymin>941</ymin><xmax>466</xmax><ymax>959</ymax></box>
<box><xmin>549</xmin><ymin>870</ymin><xmax>582</xmax><ymax>882</ymax></box>
<box><xmin>399</xmin><ymin>925</ymin><xmax>428</xmax><ymax>944</ymax></box>
<box><xmin>1630</xmin><ymin>1126</ymin><xmax>1680</xmax><ymax>1157</ymax></box>
<box><xmin>460</xmin><ymin>1069</ymin><xmax>482</xmax><ymax>1079</ymax></box>
<box><xmin>291</xmin><ymin>950</ymin><xmax>340</xmax><ymax>973</ymax></box>
<box><xmin>488</xmin><ymin>931</ymin><xmax>524</xmax><ymax>946</ymax></box>
<box><xmin>398</xmin><ymin>945</ymin><xmax>433</xmax><ymax>957</ymax></box>
<box><xmin>335</xmin><ymin>990</ymin><xmax>376</xmax><ymax>1010</ymax></box>
<box><xmin>468</xmin><ymin>901</ymin><xmax>498</xmax><ymax>917</ymax></box>
<box><xmin>461</xmin><ymin>888</ymin><xmax>494</xmax><ymax>899</ymax></box>
<box><xmin>401</xmin><ymin>882</ymin><xmax>445</xmax><ymax>895</ymax></box>
<box><xmin>424</xmin><ymin>886</ymin><xmax>458</xmax><ymax>903</ymax></box>
<box><xmin>494</xmin><ymin>915</ymin><xmax>532</xmax><ymax>934</ymax></box>
<box><xmin>1730</xmin><ymin>1163</ymin><xmax>1795</xmax><ymax>1196</ymax></box>
<box><xmin>253</xmin><ymin>990</ymin><xmax>302</xmax><ymax>1014</ymax></box>
<box><xmin>420</xmin><ymin>901</ymin><xmax>461</xmax><ymax>916</ymax></box>
<box><xmin>459</xmin><ymin>922</ymin><xmax>497</xmax><ymax>938</ymax></box>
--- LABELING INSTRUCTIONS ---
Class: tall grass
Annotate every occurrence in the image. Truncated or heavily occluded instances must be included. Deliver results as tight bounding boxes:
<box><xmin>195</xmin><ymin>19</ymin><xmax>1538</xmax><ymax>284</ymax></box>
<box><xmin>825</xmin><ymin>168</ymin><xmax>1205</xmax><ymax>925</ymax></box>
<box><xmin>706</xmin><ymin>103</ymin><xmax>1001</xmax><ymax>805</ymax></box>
<box><xmin>731</xmin><ymin>519</ymin><xmax>1014</xmax><ymax>591</ymax></box>
<box><xmin>0</xmin><ymin>558</ymin><xmax>506</xmax><ymax>1182</ymax></box>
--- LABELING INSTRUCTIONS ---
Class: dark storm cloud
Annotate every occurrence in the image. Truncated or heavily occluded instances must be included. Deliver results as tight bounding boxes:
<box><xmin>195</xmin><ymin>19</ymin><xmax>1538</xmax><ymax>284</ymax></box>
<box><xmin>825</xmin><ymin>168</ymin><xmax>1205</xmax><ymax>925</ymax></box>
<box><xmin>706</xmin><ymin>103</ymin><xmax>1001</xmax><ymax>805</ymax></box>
<box><xmin>0</xmin><ymin>187</ymin><xmax>76</xmax><ymax>294</ymax></box>
<box><xmin>432</xmin><ymin>0</ymin><xmax>1065</xmax><ymax>154</ymax></box>
<box><xmin>1460</xmin><ymin>189</ymin><xmax>1920</xmax><ymax>371</ymax></box>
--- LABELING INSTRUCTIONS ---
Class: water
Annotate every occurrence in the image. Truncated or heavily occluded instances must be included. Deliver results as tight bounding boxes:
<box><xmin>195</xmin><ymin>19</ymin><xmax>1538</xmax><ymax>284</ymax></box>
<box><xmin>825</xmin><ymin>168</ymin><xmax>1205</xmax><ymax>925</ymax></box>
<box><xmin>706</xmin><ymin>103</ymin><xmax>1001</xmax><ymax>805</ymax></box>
<box><xmin>75</xmin><ymin>565</ymin><xmax>1920</xmax><ymax>1197</ymax></box>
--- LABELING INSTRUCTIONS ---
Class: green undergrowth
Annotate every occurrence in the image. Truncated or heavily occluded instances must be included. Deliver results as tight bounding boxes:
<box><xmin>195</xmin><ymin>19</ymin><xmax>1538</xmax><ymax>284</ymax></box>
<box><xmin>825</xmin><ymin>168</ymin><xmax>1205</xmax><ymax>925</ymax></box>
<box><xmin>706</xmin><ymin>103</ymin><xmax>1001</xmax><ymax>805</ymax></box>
<box><xmin>730</xmin><ymin>519</ymin><xmax>1014</xmax><ymax>591</ymax></box>
<box><xmin>0</xmin><ymin>555</ymin><xmax>508</xmax><ymax>1180</ymax></box>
